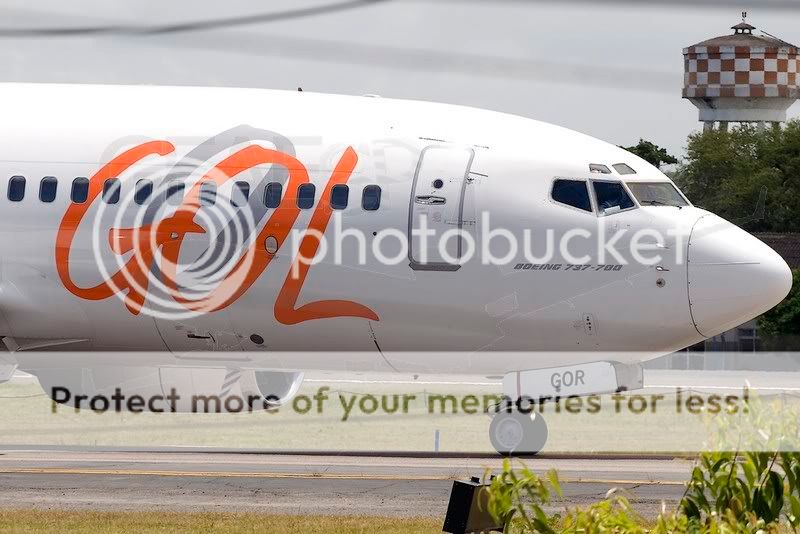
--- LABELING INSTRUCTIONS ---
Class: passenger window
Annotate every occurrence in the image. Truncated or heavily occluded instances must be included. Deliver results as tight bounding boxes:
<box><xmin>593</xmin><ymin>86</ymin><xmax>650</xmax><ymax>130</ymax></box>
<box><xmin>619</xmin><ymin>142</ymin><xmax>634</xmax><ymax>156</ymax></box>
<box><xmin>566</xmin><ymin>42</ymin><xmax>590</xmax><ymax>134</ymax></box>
<box><xmin>232</xmin><ymin>181</ymin><xmax>250</xmax><ymax>207</ymax></box>
<box><xmin>330</xmin><ymin>184</ymin><xmax>349</xmax><ymax>210</ymax></box>
<box><xmin>134</xmin><ymin>179</ymin><xmax>152</xmax><ymax>205</ymax></box>
<box><xmin>593</xmin><ymin>181</ymin><xmax>635</xmax><ymax>214</ymax></box>
<box><xmin>551</xmin><ymin>179</ymin><xmax>592</xmax><ymax>212</ymax></box>
<box><xmin>297</xmin><ymin>183</ymin><xmax>315</xmax><ymax>209</ymax></box>
<box><xmin>166</xmin><ymin>182</ymin><xmax>184</xmax><ymax>206</ymax></box>
<box><xmin>71</xmin><ymin>177</ymin><xmax>89</xmax><ymax>203</ymax></box>
<box><xmin>102</xmin><ymin>179</ymin><xmax>120</xmax><ymax>204</ymax></box>
<box><xmin>39</xmin><ymin>176</ymin><xmax>58</xmax><ymax>203</ymax></box>
<box><xmin>612</xmin><ymin>163</ymin><xmax>636</xmax><ymax>175</ymax></box>
<box><xmin>8</xmin><ymin>176</ymin><xmax>25</xmax><ymax>202</ymax></box>
<box><xmin>362</xmin><ymin>185</ymin><xmax>381</xmax><ymax>211</ymax></box>
<box><xmin>200</xmin><ymin>181</ymin><xmax>216</xmax><ymax>206</ymax></box>
<box><xmin>264</xmin><ymin>182</ymin><xmax>282</xmax><ymax>208</ymax></box>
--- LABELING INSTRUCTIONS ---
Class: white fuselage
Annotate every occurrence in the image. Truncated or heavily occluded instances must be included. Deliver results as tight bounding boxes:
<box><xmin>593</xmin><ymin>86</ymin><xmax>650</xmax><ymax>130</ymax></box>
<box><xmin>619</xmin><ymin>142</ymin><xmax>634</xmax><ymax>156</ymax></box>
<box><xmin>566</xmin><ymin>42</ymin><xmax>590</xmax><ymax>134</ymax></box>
<box><xmin>0</xmin><ymin>83</ymin><xmax>791</xmax><ymax>377</ymax></box>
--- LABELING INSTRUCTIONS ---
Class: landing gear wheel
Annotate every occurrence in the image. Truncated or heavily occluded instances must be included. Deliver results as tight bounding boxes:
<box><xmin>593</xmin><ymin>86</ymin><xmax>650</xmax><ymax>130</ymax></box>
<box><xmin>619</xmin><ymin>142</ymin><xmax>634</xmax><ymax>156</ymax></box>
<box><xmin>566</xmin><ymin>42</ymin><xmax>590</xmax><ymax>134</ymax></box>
<box><xmin>489</xmin><ymin>411</ymin><xmax>548</xmax><ymax>456</ymax></box>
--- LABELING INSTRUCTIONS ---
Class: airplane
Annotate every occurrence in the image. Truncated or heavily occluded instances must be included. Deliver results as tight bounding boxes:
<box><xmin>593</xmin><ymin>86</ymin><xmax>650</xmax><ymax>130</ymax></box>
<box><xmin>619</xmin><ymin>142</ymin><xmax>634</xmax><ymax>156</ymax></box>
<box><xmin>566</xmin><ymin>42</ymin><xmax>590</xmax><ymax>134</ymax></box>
<box><xmin>0</xmin><ymin>83</ymin><xmax>791</xmax><ymax>454</ymax></box>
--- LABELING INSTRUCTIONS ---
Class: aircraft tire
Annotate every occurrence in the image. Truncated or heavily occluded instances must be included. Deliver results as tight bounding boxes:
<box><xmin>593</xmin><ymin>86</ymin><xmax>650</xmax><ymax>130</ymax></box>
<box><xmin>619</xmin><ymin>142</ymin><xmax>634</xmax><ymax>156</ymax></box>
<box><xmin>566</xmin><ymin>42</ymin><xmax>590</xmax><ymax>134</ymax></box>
<box><xmin>489</xmin><ymin>410</ymin><xmax>548</xmax><ymax>456</ymax></box>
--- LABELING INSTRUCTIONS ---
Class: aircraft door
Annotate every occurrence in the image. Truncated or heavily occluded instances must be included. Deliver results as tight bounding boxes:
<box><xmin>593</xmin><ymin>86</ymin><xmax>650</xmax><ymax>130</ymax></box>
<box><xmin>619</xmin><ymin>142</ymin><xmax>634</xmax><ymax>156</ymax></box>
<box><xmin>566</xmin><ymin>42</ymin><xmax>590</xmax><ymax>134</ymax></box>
<box><xmin>408</xmin><ymin>146</ymin><xmax>475</xmax><ymax>270</ymax></box>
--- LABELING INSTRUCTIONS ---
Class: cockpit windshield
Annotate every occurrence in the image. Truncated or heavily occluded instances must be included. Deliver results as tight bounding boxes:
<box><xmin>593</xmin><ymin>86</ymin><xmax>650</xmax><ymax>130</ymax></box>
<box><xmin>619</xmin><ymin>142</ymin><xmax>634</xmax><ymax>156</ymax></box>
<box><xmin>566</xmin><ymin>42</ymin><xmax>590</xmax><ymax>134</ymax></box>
<box><xmin>593</xmin><ymin>181</ymin><xmax>635</xmax><ymax>214</ymax></box>
<box><xmin>626</xmin><ymin>182</ymin><xmax>689</xmax><ymax>207</ymax></box>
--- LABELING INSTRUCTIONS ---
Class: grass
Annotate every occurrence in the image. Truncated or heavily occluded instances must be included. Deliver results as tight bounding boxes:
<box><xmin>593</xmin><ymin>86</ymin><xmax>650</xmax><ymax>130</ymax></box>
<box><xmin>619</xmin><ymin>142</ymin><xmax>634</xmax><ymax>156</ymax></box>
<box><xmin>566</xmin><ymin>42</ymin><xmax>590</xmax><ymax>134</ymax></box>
<box><xmin>0</xmin><ymin>510</ymin><xmax>443</xmax><ymax>533</ymax></box>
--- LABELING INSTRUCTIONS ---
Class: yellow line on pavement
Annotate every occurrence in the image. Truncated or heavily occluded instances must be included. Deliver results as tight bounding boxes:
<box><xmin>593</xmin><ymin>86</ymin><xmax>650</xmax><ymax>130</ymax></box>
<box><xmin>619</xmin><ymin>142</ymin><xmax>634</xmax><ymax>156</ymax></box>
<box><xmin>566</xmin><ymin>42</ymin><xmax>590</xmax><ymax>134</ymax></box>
<box><xmin>0</xmin><ymin>468</ymin><xmax>445</xmax><ymax>480</ymax></box>
<box><xmin>0</xmin><ymin>467</ymin><xmax>685</xmax><ymax>485</ymax></box>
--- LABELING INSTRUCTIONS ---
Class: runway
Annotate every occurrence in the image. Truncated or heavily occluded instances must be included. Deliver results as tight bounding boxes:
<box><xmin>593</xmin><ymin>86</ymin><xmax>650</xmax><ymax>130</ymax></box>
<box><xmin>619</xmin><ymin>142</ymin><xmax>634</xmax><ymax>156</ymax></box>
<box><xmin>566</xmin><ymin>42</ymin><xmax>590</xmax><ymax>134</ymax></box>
<box><xmin>0</xmin><ymin>449</ymin><xmax>693</xmax><ymax>518</ymax></box>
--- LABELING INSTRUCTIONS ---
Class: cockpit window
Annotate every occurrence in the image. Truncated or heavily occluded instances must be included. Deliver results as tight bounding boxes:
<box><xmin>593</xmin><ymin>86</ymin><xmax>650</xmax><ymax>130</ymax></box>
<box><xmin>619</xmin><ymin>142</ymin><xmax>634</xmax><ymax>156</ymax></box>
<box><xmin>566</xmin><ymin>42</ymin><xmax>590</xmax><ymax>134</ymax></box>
<box><xmin>593</xmin><ymin>181</ymin><xmax>635</xmax><ymax>214</ymax></box>
<box><xmin>626</xmin><ymin>182</ymin><xmax>689</xmax><ymax>207</ymax></box>
<box><xmin>552</xmin><ymin>179</ymin><xmax>592</xmax><ymax>212</ymax></box>
<box><xmin>612</xmin><ymin>163</ymin><xmax>636</xmax><ymax>175</ymax></box>
<box><xmin>589</xmin><ymin>163</ymin><xmax>611</xmax><ymax>174</ymax></box>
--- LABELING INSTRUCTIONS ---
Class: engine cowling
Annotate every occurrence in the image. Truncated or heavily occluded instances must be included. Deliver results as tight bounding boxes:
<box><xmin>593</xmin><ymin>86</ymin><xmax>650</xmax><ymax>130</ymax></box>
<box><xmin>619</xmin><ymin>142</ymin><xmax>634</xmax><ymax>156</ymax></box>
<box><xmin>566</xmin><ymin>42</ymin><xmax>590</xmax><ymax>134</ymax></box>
<box><xmin>240</xmin><ymin>370</ymin><xmax>305</xmax><ymax>407</ymax></box>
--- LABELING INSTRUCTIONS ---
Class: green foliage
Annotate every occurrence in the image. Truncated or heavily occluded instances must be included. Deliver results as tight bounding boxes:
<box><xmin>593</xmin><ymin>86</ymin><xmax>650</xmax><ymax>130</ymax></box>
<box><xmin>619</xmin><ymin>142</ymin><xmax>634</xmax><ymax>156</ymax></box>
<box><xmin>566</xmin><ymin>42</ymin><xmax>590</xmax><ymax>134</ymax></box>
<box><xmin>620</xmin><ymin>139</ymin><xmax>678</xmax><ymax>169</ymax></box>
<box><xmin>559</xmin><ymin>492</ymin><xmax>647</xmax><ymax>533</ymax></box>
<box><xmin>673</xmin><ymin>120</ymin><xmax>800</xmax><ymax>231</ymax></box>
<box><xmin>486</xmin><ymin>459</ymin><xmax>562</xmax><ymax>532</ymax></box>
<box><xmin>758</xmin><ymin>269</ymin><xmax>800</xmax><ymax>337</ymax></box>
<box><xmin>705</xmin><ymin>393</ymin><xmax>800</xmax><ymax>452</ymax></box>
<box><xmin>486</xmin><ymin>461</ymin><xmax>652</xmax><ymax>533</ymax></box>
<box><xmin>680</xmin><ymin>451</ymin><xmax>797</xmax><ymax>530</ymax></box>
<box><xmin>486</xmin><ymin>449</ymin><xmax>800</xmax><ymax>532</ymax></box>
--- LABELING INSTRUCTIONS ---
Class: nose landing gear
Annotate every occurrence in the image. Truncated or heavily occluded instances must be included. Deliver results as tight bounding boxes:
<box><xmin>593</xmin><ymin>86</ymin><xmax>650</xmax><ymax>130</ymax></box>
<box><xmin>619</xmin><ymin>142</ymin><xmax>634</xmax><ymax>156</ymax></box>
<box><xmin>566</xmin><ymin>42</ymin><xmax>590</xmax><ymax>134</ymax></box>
<box><xmin>489</xmin><ymin>409</ymin><xmax>548</xmax><ymax>456</ymax></box>
<box><xmin>490</xmin><ymin>361</ymin><xmax>643</xmax><ymax>456</ymax></box>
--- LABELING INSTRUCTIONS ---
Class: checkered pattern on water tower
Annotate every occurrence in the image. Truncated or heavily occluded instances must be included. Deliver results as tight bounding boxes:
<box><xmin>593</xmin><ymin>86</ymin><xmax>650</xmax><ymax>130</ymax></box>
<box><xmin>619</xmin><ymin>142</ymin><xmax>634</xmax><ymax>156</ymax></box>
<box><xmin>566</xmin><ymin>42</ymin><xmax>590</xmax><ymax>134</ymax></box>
<box><xmin>683</xmin><ymin>45</ymin><xmax>799</xmax><ymax>98</ymax></box>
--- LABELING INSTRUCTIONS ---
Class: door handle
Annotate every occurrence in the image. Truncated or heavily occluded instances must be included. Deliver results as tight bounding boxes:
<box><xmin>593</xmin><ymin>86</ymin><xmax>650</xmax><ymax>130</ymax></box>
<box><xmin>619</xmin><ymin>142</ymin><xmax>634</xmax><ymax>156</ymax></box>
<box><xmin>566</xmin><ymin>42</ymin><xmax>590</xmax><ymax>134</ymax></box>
<box><xmin>415</xmin><ymin>195</ymin><xmax>446</xmax><ymax>205</ymax></box>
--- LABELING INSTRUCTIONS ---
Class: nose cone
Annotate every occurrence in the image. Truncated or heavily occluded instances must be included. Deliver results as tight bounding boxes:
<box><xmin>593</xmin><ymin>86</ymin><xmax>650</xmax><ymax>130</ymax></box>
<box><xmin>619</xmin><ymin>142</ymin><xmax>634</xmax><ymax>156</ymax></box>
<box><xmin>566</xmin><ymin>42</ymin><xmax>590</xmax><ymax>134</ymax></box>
<box><xmin>687</xmin><ymin>215</ymin><xmax>792</xmax><ymax>338</ymax></box>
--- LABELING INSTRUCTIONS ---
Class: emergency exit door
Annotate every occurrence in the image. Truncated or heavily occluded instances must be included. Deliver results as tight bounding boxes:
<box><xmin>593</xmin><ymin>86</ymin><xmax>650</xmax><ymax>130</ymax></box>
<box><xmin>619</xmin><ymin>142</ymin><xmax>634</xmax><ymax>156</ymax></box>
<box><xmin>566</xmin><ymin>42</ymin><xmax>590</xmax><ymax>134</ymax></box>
<box><xmin>408</xmin><ymin>146</ymin><xmax>475</xmax><ymax>271</ymax></box>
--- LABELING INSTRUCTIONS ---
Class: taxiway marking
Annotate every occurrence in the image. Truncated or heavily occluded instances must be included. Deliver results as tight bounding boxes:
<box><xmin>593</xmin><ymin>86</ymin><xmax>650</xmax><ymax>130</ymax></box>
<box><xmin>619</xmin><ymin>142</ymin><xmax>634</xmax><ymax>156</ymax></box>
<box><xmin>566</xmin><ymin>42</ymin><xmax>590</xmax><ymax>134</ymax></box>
<box><xmin>0</xmin><ymin>467</ymin><xmax>686</xmax><ymax>485</ymax></box>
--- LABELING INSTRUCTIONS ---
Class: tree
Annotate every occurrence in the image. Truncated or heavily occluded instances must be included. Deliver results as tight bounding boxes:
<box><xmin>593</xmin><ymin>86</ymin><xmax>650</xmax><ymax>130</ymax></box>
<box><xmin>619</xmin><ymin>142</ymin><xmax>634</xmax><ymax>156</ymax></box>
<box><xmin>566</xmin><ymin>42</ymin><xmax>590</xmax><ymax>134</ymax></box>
<box><xmin>620</xmin><ymin>139</ymin><xmax>678</xmax><ymax>168</ymax></box>
<box><xmin>758</xmin><ymin>269</ymin><xmax>800</xmax><ymax>337</ymax></box>
<box><xmin>672</xmin><ymin>120</ymin><xmax>800</xmax><ymax>232</ymax></box>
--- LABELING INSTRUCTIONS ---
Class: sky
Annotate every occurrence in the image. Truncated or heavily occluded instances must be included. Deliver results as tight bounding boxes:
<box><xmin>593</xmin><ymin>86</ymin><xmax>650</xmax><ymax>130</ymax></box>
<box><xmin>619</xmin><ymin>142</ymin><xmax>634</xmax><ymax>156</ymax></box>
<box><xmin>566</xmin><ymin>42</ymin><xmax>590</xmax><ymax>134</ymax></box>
<box><xmin>0</xmin><ymin>0</ymin><xmax>798</xmax><ymax>157</ymax></box>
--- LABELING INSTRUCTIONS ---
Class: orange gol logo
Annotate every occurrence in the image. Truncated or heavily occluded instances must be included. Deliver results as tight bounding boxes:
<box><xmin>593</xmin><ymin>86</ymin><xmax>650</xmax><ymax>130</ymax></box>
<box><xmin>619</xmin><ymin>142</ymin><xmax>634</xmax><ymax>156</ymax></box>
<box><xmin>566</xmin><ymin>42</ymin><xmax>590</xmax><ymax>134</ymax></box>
<box><xmin>55</xmin><ymin>136</ymin><xmax>379</xmax><ymax>325</ymax></box>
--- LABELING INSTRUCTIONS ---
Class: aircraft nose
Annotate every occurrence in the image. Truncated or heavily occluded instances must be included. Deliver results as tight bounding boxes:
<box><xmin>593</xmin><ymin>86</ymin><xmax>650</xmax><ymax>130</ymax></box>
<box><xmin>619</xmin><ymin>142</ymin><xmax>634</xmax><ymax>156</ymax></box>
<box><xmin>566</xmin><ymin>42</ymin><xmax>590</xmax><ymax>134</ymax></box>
<box><xmin>687</xmin><ymin>214</ymin><xmax>792</xmax><ymax>338</ymax></box>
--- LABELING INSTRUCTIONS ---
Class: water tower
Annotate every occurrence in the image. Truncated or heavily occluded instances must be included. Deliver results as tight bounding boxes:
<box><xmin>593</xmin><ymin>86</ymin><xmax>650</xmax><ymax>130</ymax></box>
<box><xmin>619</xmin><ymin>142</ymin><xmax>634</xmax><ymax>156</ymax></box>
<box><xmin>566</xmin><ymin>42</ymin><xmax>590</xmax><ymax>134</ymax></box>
<box><xmin>683</xmin><ymin>13</ymin><xmax>799</xmax><ymax>131</ymax></box>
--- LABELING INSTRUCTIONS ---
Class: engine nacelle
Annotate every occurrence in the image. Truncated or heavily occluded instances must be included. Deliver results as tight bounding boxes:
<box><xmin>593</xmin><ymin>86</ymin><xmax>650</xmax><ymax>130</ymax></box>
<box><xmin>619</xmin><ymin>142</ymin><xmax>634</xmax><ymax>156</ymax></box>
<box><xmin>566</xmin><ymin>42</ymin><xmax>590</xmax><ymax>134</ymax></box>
<box><xmin>241</xmin><ymin>370</ymin><xmax>305</xmax><ymax>407</ymax></box>
<box><xmin>33</xmin><ymin>366</ymin><xmax>305</xmax><ymax>413</ymax></box>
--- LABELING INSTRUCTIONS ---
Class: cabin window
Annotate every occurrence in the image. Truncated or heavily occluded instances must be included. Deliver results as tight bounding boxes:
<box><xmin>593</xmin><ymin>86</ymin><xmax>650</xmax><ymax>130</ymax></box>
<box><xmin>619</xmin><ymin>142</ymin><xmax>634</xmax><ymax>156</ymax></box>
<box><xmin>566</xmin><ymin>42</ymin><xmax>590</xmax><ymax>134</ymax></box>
<box><xmin>166</xmin><ymin>181</ymin><xmax>184</xmax><ymax>206</ymax></box>
<box><xmin>200</xmin><ymin>181</ymin><xmax>216</xmax><ymax>206</ymax></box>
<box><xmin>102</xmin><ymin>179</ymin><xmax>120</xmax><ymax>204</ymax></box>
<box><xmin>362</xmin><ymin>185</ymin><xmax>381</xmax><ymax>211</ymax></box>
<box><xmin>134</xmin><ymin>179</ymin><xmax>152</xmax><ymax>205</ymax></box>
<box><xmin>8</xmin><ymin>176</ymin><xmax>25</xmax><ymax>202</ymax></box>
<box><xmin>297</xmin><ymin>183</ymin><xmax>316</xmax><ymax>209</ymax></box>
<box><xmin>264</xmin><ymin>182</ymin><xmax>282</xmax><ymax>208</ymax></box>
<box><xmin>71</xmin><ymin>177</ymin><xmax>89</xmax><ymax>203</ymax></box>
<box><xmin>593</xmin><ymin>181</ymin><xmax>635</xmax><ymax>214</ymax></box>
<box><xmin>612</xmin><ymin>163</ymin><xmax>636</xmax><ymax>175</ymax></box>
<box><xmin>331</xmin><ymin>184</ymin><xmax>349</xmax><ymax>210</ymax></box>
<box><xmin>232</xmin><ymin>181</ymin><xmax>250</xmax><ymax>207</ymax></box>
<box><xmin>39</xmin><ymin>176</ymin><xmax>58</xmax><ymax>203</ymax></box>
<box><xmin>551</xmin><ymin>179</ymin><xmax>591</xmax><ymax>212</ymax></box>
